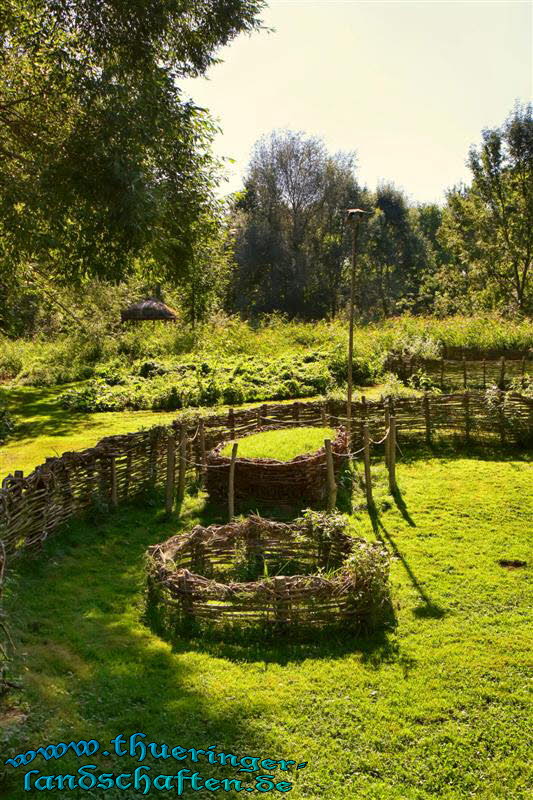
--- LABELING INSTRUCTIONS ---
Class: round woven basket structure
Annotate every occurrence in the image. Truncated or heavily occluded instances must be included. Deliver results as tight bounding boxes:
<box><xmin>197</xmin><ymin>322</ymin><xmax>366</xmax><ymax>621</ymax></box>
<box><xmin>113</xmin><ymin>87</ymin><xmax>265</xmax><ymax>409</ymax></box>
<box><xmin>146</xmin><ymin>515</ymin><xmax>391</xmax><ymax>638</ymax></box>
<box><xmin>206</xmin><ymin>426</ymin><xmax>349</xmax><ymax>511</ymax></box>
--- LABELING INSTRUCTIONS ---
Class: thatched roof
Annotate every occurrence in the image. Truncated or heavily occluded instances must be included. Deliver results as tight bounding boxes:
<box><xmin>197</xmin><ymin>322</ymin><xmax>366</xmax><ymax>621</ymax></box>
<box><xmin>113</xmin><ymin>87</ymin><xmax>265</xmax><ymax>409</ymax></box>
<box><xmin>121</xmin><ymin>298</ymin><xmax>178</xmax><ymax>322</ymax></box>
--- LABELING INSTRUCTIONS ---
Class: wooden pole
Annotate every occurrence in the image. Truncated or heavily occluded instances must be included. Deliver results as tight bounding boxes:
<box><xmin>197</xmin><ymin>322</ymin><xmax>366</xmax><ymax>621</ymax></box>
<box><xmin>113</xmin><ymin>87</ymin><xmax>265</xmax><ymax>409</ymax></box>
<box><xmin>360</xmin><ymin>394</ymin><xmax>367</xmax><ymax>448</ymax></box>
<box><xmin>199</xmin><ymin>418</ymin><xmax>207</xmax><ymax>483</ymax></box>
<box><xmin>324</xmin><ymin>438</ymin><xmax>337</xmax><ymax>512</ymax></box>
<box><xmin>462</xmin><ymin>356</ymin><xmax>467</xmax><ymax>389</ymax></box>
<box><xmin>388</xmin><ymin>416</ymin><xmax>397</xmax><ymax>493</ymax></box>
<box><xmin>293</xmin><ymin>401</ymin><xmax>300</xmax><ymax>424</ymax></box>
<box><xmin>384</xmin><ymin>403</ymin><xmax>390</xmax><ymax>467</ymax></box>
<box><xmin>177</xmin><ymin>425</ymin><xmax>187</xmax><ymax>506</ymax></box>
<box><xmin>499</xmin><ymin>356</ymin><xmax>506</xmax><ymax>389</ymax></box>
<box><xmin>464</xmin><ymin>390</ymin><xmax>470</xmax><ymax>444</ymax></box>
<box><xmin>165</xmin><ymin>432</ymin><xmax>175</xmax><ymax>514</ymax></box>
<box><xmin>346</xmin><ymin>218</ymin><xmax>359</xmax><ymax>435</ymax></box>
<box><xmin>423</xmin><ymin>392</ymin><xmax>431</xmax><ymax>445</ymax></box>
<box><xmin>440</xmin><ymin>358</ymin><xmax>444</xmax><ymax>391</ymax></box>
<box><xmin>110</xmin><ymin>456</ymin><xmax>118</xmax><ymax>508</ymax></box>
<box><xmin>498</xmin><ymin>389</ymin><xmax>506</xmax><ymax>445</ymax></box>
<box><xmin>362</xmin><ymin>425</ymin><xmax>373</xmax><ymax>507</ymax></box>
<box><xmin>228</xmin><ymin>442</ymin><xmax>238</xmax><ymax>521</ymax></box>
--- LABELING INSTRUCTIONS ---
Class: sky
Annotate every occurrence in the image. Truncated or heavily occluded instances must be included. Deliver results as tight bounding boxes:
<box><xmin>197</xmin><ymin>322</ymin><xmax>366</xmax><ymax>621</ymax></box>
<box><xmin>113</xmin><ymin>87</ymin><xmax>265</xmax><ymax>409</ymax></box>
<box><xmin>180</xmin><ymin>0</ymin><xmax>532</xmax><ymax>205</ymax></box>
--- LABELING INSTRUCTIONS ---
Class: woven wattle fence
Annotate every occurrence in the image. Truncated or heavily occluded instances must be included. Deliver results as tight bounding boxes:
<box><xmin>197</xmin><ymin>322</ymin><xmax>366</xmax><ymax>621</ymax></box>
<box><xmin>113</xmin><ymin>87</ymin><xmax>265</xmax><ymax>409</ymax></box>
<box><xmin>386</xmin><ymin>353</ymin><xmax>531</xmax><ymax>390</ymax></box>
<box><xmin>1</xmin><ymin>392</ymin><xmax>532</xmax><ymax>561</ymax></box>
<box><xmin>146</xmin><ymin>515</ymin><xmax>391</xmax><ymax>635</ymax></box>
<box><xmin>205</xmin><ymin>427</ymin><xmax>349</xmax><ymax>510</ymax></box>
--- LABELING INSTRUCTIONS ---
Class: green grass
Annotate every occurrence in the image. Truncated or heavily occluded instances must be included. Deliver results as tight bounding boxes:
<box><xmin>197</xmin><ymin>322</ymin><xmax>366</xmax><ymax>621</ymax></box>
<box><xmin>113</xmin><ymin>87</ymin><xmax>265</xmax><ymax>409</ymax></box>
<box><xmin>221</xmin><ymin>426</ymin><xmax>336</xmax><ymax>461</ymax></box>
<box><xmin>1</xmin><ymin>444</ymin><xmax>531</xmax><ymax>799</ymax></box>
<box><xmin>0</xmin><ymin>385</ymin><xmax>181</xmax><ymax>479</ymax></box>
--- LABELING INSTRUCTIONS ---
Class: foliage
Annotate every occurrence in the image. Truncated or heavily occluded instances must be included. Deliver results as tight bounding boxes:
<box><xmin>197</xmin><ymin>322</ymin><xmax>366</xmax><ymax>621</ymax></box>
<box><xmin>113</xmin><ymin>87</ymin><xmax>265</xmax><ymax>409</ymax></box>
<box><xmin>440</xmin><ymin>103</ymin><xmax>532</xmax><ymax>314</ymax></box>
<box><xmin>0</xmin><ymin>0</ymin><xmax>265</xmax><ymax>327</ymax></box>
<box><xmin>342</xmin><ymin>539</ymin><xmax>392</xmax><ymax>631</ymax></box>
<box><xmin>229</xmin><ymin>130</ymin><xmax>363</xmax><ymax>318</ymax></box>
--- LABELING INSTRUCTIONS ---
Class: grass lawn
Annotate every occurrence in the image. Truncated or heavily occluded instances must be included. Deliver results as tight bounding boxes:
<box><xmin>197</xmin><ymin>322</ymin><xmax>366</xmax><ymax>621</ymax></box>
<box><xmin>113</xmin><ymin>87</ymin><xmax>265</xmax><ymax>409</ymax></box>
<box><xmin>221</xmin><ymin>426</ymin><xmax>336</xmax><ymax>461</ymax></box>
<box><xmin>1</xmin><ymin>442</ymin><xmax>531</xmax><ymax>799</ymax></box>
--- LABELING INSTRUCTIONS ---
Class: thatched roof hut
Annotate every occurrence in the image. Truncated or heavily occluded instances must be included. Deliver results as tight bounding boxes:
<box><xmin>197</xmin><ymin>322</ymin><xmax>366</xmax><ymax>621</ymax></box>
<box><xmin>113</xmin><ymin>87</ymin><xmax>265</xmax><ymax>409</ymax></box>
<box><xmin>121</xmin><ymin>298</ymin><xmax>178</xmax><ymax>323</ymax></box>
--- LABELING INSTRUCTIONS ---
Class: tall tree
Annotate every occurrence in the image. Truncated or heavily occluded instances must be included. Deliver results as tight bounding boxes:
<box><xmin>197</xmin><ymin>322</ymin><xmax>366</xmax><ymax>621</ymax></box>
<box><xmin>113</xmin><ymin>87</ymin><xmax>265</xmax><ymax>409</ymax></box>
<box><xmin>230</xmin><ymin>130</ymin><xmax>361</xmax><ymax>317</ymax></box>
<box><xmin>0</xmin><ymin>0</ymin><xmax>264</xmax><ymax>317</ymax></box>
<box><xmin>441</xmin><ymin>103</ymin><xmax>532</xmax><ymax>314</ymax></box>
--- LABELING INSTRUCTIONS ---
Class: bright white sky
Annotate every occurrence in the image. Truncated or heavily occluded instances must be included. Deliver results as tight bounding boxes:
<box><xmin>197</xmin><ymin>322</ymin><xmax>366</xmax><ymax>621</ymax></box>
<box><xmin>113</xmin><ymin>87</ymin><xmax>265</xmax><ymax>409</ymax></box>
<box><xmin>180</xmin><ymin>0</ymin><xmax>532</xmax><ymax>205</ymax></box>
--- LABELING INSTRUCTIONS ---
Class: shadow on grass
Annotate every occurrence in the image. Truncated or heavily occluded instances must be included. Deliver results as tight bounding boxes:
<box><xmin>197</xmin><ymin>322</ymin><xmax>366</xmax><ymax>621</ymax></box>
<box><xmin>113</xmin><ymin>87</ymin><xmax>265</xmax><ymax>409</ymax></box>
<box><xmin>367</xmin><ymin>504</ymin><xmax>446</xmax><ymax>620</ymax></box>
<box><xmin>391</xmin><ymin>487</ymin><xmax>416</xmax><ymax>527</ymax></box>
<box><xmin>1</xmin><ymin>499</ymin><xmax>276</xmax><ymax>798</ymax></box>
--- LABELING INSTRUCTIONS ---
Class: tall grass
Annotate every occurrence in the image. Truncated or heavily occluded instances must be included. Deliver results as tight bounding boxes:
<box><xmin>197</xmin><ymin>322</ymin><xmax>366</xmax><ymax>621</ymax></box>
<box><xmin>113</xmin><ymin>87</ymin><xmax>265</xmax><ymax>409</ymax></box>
<box><xmin>1</xmin><ymin>312</ymin><xmax>531</xmax><ymax>387</ymax></box>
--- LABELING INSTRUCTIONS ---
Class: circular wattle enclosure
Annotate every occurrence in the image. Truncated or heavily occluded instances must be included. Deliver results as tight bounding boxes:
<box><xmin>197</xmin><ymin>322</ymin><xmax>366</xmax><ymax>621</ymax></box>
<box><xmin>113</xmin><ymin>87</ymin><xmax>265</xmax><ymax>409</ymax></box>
<box><xmin>205</xmin><ymin>426</ymin><xmax>349</xmax><ymax>510</ymax></box>
<box><xmin>146</xmin><ymin>515</ymin><xmax>391</xmax><ymax>637</ymax></box>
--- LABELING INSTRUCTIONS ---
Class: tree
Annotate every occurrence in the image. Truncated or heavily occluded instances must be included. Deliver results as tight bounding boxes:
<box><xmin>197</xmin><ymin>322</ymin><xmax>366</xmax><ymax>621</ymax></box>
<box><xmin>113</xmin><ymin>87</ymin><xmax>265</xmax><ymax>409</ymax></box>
<box><xmin>441</xmin><ymin>103</ymin><xmax>532</xmax><ymax>314</ymax></box>
<box><xmin>360</xmin><ymin>185</ymin><xmax>433</xmax><ymax>317</ymax></box>
<box><xmin>229</xmin><ymin>130</ymin><xmax>361</xmax><ymax>317</ymax></box>
<box><xmin>0</xmin><ymin>0</ymin><xmax>265</xmax><ymax>310</ymax></box>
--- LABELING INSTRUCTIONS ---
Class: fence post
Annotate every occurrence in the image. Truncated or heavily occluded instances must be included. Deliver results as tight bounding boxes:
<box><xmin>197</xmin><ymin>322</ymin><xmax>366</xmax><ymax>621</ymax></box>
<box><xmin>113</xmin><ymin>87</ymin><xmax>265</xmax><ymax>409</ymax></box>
<box><xmin>384</xmin><ymin>402</ymin><xmax>390</xmax><ymax>467</ymax></box>
<box><xmin>360</xmin><ymin>395</ymin><xmax>367</xmax><ymax>448</ymax></box>
<box><xmin>462</xmin><ymin>356</ymin><xmax>467</xmax><ymax>389</ymax></box>
<box><xmin>423</xmin><ymin>392</ymin><xmax>431</xmax><ymax>445</ymax></box>
<box><xmin>498</xmin><ymin>389</ymin><xmax>506</xmax><ymax>445</ymax></box>
<box><xmin>362</xmin><ymin>425</ymin><xmax>373</xmax><ymax>507</ymax></box>
<box><xmin>499</xmin><ymin>357</ymin><xmax>506</xmax><ymax>389</ymax></box>
<box><xmin>199</xmin><ymin>419</ymin><xmax>207</xmax><ymax>485</ymax></box>
<box><xmin>293</xmin><ymin>401</ymin><xmax>300</xmax><ymax>424</ymax></box>
<box><xmin>324</xmin><ymin>438</ymin><xmax>337</xmax><ymax>512</ymax></box>
<box><xmin>177</xmin><ymin>425</ymin><xmax>187</xmax><ymax>507</ymax></box>
<box><xmin>464</xmin><ymin>390</ymin><xmax>470</xmax><ymax>444</ymax></box>
<box><xmin>228</xmin><ymin>442</ymin><xmax>238</xmax><ymax>521</ymax></box>
<box><xmin>228</xmin><ymin>407</ymin><xmax>235</xmax><ymax>440</ymax></box>
<box><xmin>165</xmin><ymin>432</ymin><xmax>175</xmax><ymax>514</ymax></box>
<box><xmin>440</xmin><ymin>358</ymin><xmax>445</xmax><ymax>391</ymax></box>
<box><xmin>110</xmin><ymin>456</ymin><xmax>118</xmax><ymax>508</ymax></box>
<box><xmin>262</xmin><ymin>404</ymin><xmax>268</xmax><ymax>426</ymax></box>
<box><xmin>388</xmin><ymin>416</ymin><xmax>397</xmax><ymax>493</ymax></box>
<box><xmin>149</xmin><ymin>431</ymin><xmax>158</xmax><ymax>487</ymax></box>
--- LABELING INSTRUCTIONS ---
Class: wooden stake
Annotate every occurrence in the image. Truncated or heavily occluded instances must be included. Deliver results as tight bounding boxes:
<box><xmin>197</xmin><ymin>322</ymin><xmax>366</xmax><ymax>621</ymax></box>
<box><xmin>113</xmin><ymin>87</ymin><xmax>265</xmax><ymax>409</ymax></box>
<box><xmin>293</xmin><ymin>401</ymin><xmax>300</xmax><ymax>424</ymax></box>
<box><xmin>423</xmin><ymin>392</ymin><xmax>431</xmax><ymax>445</ymax></box>
<box><xmin>384</xmin><ymin>403</ymin><xmax>390</xmax><ymax>467</ymax></box>
<box><xmin>165</xmin><ymin>433</ymin><xmax>175</xmax><ymax>514</ymax></box>
<box><xmin>110</xmin><ymin>456</ymin><xmax>118</xmax><ymax>508</ymax></box>
<box><xmin>199</xmin><ymin>418</ymin><xmax>206</xmax><ymax>483</ymax></box>
<box><xmin>177</xmin><ymin>425</ymin><xmax>187</xmax><ymax>506</ymax></box>
<box><xmin>228</xmin><ymin>442</ymin><xmax>238</xmax><ymax>521</ymax></box>
<box><xmin>388</xmin><ymin>416</ymin><xmax>397</xmax><ymax>493</ymax></box>
<box><xmin>362</xmin><ymin>425</ymin><xmax>373</xmax><ymax>507</ymax></box>
<box><xmin>324</xmin><ymin>438</ymin><xmax>336</xmax><ymax>512</ymax></box>
<box><xmin>499</xmin><ymin>356</ymin><xmax>506</xmax><ymax>389</ymax></box>
<box><xmin>464</xmin><ymin>390</ymin><xmax>470</xmax><ymax>444</ymax></box>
